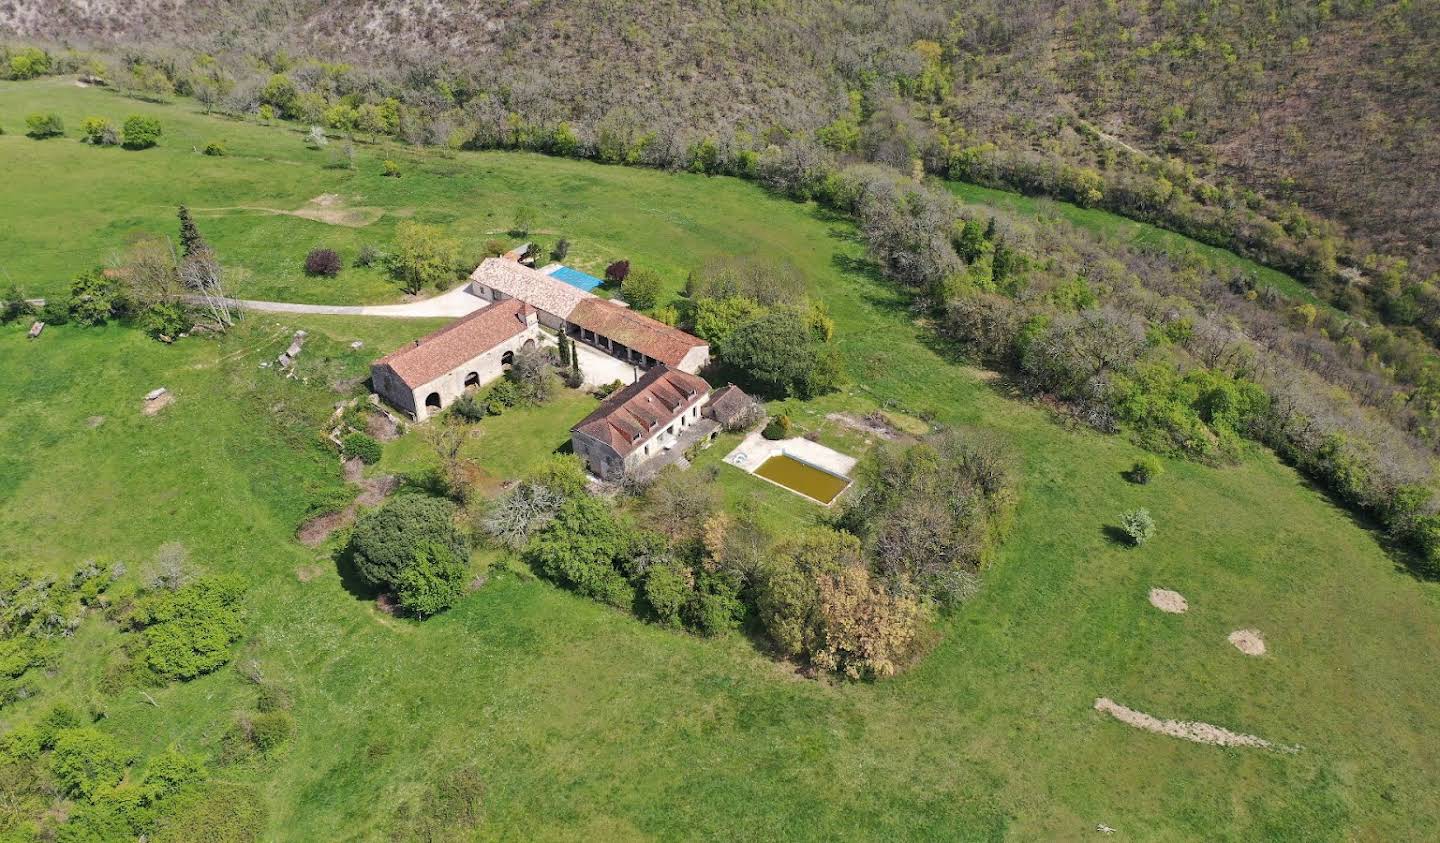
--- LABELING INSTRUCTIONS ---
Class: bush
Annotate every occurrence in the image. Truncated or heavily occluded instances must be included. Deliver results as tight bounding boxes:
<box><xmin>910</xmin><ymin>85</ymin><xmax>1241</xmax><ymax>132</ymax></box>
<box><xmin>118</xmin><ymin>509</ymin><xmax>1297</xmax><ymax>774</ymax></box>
<box><xmin>342</xmin><ymin>432</ymin><xmax>382</xmax><ymax>464</ymax></box>
<box><xmin>604</xmin><ymin>260</ymin><xmax>630</xmax><ymax>284</ymax></box>
<box><xmin>349</xmin><ymin>495</ymin><xmax>468</xmax><ymax>590</ymax></box>
<box><xmin>247</xmin><ymin>711</ymin><xmax>294</xmax><ymax>754</ymax></box>
<box><xmin>51</xmin><ymin>728</ymin><xmax>129</xmax><ymax>799</ymax></box>
<box><xmin>552</xmin><ymin>239</ymin><xmax>570</xmax><ymax>261</ymax></box>
<box><xmin>620</xmin><ymin>268</ymin><xmax>665</xmax><ymax>311</ymax></box>
<box><xmin>485</xmin><ymin>378</ymin><xmax>521</xmax><ymax>411</ymax></box>
<box><xmin>355</xmin><ymin>244</ymin><xmax>382</xmax><ymax>267</ymax></box>
<box><xmin>202</xmin><ymin>140</ymin><xmax>226</xmax><ymax>156</ymax></box>
<box><xmin>642</xmin><ymin>563</ymin><xmax>690</xmax><ymax>628</ymax></box>
<box><xmin>139</xmin><ymin>302</ymin><xmax>189</xmax><ymax>340</ymax></box>
<box><xmin>720</xmin><ymin>307</ymin><xmax>843</xmax><ymax>399</ymax></box>
<box><xmin>305</xmin><ymin>248</ymin><xmax>343</xmax><ymax>276</ymax></box>
<box><xmin>393</xmin><ymin>541</ymin><xmax>469</xmax><ymax>618</ymax></box>
<box><xmin>762</xmin><ymin>414</ymin><xmax>792</xmax><ymax>440</ymax></box>
<box><xmin>122</xmin><ymin>115</ymin><xmax>162</xmax><ymax>149</ymax></box>
<box><xmin>81</xmin><ymin>116</ymin><xmax>116</xmax><ymax>145</ymax></box>
<box><xmin>523</xmin><ymin>496</ymin><xmax>633</xmax><ymax>608</ymax></box>
<box><xmin>128</xmin><ymin>576</ymin><xmax>247</xmax><ymax>681</ymax></box>
<box><xmin>25</xmin><ymin>112</ymin><xmax>64</xmax><ymax>138</ymax></box>
<box><xmin>382</xmin><ymin>159</ymin><xmax>401</xmax><ymax>177</ymax></box>
<box><xmin>1128</xmin><ymin>455</ymin><xmax>1164</xmax><ymax>485</ymax></box>
<box><xmin>450</xmin><ymin>393</ymin><xmax>488</xmax><ymax>422</ymax></box>
<box><xmin>1119</xmin><ymin>509</ymin><xmax>1156</xmax><ymax>546</ymax></box>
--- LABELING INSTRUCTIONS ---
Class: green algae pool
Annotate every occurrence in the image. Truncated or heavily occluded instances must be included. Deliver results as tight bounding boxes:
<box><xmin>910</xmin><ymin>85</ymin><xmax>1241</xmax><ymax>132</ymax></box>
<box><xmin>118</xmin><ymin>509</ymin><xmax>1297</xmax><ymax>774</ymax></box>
<box><xmin>753</xmin><ymin>454</ymin><xmax>851</xmax><ymax>504</ymax></box>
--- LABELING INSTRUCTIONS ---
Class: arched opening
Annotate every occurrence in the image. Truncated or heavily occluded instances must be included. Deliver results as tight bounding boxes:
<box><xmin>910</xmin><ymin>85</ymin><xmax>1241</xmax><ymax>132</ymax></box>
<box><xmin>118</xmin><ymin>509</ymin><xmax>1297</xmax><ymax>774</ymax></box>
<box><xmin>463</xmin><ymin>372</ymin><xmax>480</xmax><ymax>388</ymax></box>
<box><xmin>424</xmin><ymin>392</ymin><xmax>442</xmax><ymax>409</ymax></box>
<box><xmin>501</xmin><ymin>350</ymin><xmax>515</xmax><ymax>367</ymax></box>
<box><xmin>522</xmin><ymin>338</ymin><xmax>537</xmax><ymax>352</ymax></box>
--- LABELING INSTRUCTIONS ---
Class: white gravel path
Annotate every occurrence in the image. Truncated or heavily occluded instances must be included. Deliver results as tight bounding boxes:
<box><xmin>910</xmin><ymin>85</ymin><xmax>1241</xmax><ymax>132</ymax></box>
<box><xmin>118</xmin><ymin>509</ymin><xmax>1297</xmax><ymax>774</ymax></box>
<box><xmin>212</xmin><ymin>283</ymin><xmax>488</xmax><ymax>318</ymax></box>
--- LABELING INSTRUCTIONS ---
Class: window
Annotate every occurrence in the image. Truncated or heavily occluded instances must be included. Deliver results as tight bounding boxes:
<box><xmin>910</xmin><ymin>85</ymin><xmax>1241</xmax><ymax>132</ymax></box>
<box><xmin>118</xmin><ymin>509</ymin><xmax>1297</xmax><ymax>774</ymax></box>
<box><xmin>667</xmin><ymin>425</ymin><xmax>674</xmax><ymax>436</ymax></box>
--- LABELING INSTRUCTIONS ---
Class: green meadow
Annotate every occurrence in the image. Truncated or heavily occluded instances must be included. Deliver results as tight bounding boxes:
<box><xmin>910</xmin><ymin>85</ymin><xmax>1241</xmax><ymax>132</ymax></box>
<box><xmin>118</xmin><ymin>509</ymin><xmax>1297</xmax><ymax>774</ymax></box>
<box><xmin>2</xmin><ymin>78</ymin><xmax>1439</xmax><ymax>840</ymax></box>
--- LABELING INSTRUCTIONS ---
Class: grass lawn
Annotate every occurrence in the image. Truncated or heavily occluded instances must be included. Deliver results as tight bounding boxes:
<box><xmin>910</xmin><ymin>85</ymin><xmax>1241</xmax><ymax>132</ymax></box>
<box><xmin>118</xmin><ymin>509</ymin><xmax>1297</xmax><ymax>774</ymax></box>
<box><xmin>2</xmin><ymin>78</ymin><xmax>1439</xmax><ymax>841</ymax></box>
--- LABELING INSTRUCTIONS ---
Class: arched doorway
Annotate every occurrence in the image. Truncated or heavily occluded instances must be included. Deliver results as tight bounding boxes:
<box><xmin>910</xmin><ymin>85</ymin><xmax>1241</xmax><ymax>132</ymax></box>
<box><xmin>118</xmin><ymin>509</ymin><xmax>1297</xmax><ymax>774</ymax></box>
<box><xmin>522</xmin><ymin>338</ymin><xmax>537</xmax><ymax>352</ymax></box>
<box><xmin>501</xmin><ymin>350</ymin><xmax>515</xmax><ymax>367</ymax></box>
<box><xmin>463</xmin><ymin>372</ymin><xmax>480</xmax><ymax>388</ymax></box>
<box><xmin>425</xmin><ymin>392</ymin><xmax>442</xmax><ymax>410</ymax></box>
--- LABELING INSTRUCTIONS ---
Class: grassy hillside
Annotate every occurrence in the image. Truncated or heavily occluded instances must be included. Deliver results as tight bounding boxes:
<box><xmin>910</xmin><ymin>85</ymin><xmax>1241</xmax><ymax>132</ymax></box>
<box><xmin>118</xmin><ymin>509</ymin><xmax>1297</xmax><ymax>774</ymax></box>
<box><xmin>2</xmin><ymin>80</ymin><xmax>1440</xmax><ymax>840</ymax></box>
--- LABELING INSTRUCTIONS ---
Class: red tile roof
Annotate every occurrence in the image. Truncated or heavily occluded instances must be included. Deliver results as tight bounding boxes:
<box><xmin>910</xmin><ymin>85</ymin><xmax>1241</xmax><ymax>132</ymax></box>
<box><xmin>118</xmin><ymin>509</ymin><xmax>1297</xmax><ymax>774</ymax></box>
<box><xmin>374</xmin><ymin>299</ymin><xmax>533</xmax><ymax>389</ymax></box>
<box><xmin>571</xmin><ymin>366</ymin><xmax>711</xmax><ymax>457</ymax></box>
<box><xmin>568</xmin><ymin>298</ymin><xmax>707</xmax><ymax>367</ymax></box>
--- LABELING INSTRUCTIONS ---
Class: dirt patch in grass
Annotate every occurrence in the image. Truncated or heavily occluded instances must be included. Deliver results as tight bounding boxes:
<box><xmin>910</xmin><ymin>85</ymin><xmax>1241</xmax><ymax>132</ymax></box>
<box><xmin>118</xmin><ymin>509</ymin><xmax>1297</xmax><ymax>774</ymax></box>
<box><xmin>85</xmin><ymin>415</ymin><xmax>106</xmax><ymax>428</ymax></box>
<box><xmin>192</xmin><ymin>194</ymin><xmax>385</xmax><ymax>228</ymax></box>
<box><xmin>366</xmin><ymin>412</ymin><xmax>400</xmax><ymax>442</ymax></box>
<box><xmin>826</xmin><ymin>411</ymin><xmax>904</xmax><ymax>441</ymax></box>
<box><xmin>1094</xmin><ymin>697</ymin><xmax>1294</xmax><ymax>751</ymax></box>
<box><xmin>297</xmin><ymin>507</ymin><xmax>355</xmax><ymax>547</ymax></box>
<box><xmin>142</xmin><ymin>392</ymin><xmax>175</xmax><ymax>416</ymax></box>
<box><xmin>356</xmin><ymin>475</ymin><xmax>401</xmax><ymax>507</ymax></box>
<box><xmin>296</xmin><ymin>563</ymin><xmax>327</xmax><ymax>582</ymax></box>
<box><xmin>1148</xmin><ymin>588</ymin><xmax>1188</xmax><ymax>614</ymax></box>
<box><xmin>342</xmin><ymin>457</ymin><xmax>365</xmax><ymax>483</ymax></box>
<box><xmin>1228</xmin><ymin>629</ymin><xmax>1267</xmax><ymax>656</ymax></box>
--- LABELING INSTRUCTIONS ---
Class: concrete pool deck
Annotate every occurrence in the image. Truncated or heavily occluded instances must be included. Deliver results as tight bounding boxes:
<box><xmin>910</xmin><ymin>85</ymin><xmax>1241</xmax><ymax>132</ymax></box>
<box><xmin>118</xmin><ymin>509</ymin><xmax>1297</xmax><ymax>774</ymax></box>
<box><xmin>724</xmin><ymin>431</ymin><xmax>858</xmax><ymax>479</ymax></box>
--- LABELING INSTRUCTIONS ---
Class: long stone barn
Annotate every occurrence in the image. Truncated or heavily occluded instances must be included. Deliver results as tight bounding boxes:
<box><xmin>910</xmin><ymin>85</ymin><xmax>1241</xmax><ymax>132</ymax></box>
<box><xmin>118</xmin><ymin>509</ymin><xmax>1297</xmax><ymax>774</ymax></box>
<box><xmin>371</xmin><ymin>299</ymin><xmax>543</xmax><ymax>421</ymax></box>
<box><xmin>468</xmin><ymin>257</ymin><xmax>710</xmax><ymax>373</ymax></box>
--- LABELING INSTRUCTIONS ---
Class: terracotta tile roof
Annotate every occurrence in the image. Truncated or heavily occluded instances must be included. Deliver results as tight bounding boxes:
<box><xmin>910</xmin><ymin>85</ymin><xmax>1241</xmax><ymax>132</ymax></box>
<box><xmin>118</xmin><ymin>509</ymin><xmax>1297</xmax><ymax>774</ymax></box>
<box><xmin>572</xmin><ymin>365</ymin><xmax>711</xmax><ymax>457</ymax></box>
<box><xmin>374</xmin><ymin>299</ymin><xmax>532</xmax><ymax>389</ymax></box>
<box><xmin>470</xmin><ymin>257</ymin><xmax>593</xmax><ymax>319</ymax></box>
<box><xmin>568</xmin><ymin>298</ymin><xmax>707</xmax><ymax>367</ymax></box>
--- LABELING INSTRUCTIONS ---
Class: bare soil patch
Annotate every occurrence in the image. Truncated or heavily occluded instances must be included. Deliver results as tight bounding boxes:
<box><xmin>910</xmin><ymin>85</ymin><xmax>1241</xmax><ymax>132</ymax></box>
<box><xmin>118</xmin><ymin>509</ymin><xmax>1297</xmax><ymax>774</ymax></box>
<box><xmin>296</xmin><ymin>563</ymin><xmax>327</xmax><ymax>582</ymax></box>
<box><xmin>1094</xmin><ymin>697</ymin><xmax>1294</xmax><ymax>751</ymax></box>
<box><xmin>192</xmin><ymin>194</ymin><xmax>385</xmax><ymax>228</ymax></box>
<box><xmin>85</xmin><ymin>416</ymin><xmax>106</xmax><ymax>428</ymax></box>
<box><xmin>1148</xmin><ymin>588</ymin><xmax>1188</xmax><ymax>614</ymax></box>
<box><xmin>826</xmin><ymin>411</ymin><xmax>902</xmax><ymax>441</ymax></box>
<box><xmin>342</xmin><ymin>457</ymin><xmax>365</xmax><ymax>483</ymax></box>
<box><xmin>297</xmin><ymin>507</ymin><xmax>355</xmax><ymax>547</ymax></box>
<box><xmin>356</xmin><ymin>475</ymin><xmax>401</xmax><ymax>507</ymax></box>
<box><xmin>366</xmin><ymin>412</ymin><xmax>401</xmax><ymax>442</ymax></box>
<box><xmin>1228</xmin><ymin>629</ymin><xmax>1267</xmax><ymax>656</ymax></box>
<box><xmin>142</xmin><ymin>392</ymin><xmax>175</xmax><ymax>416</ymax></box>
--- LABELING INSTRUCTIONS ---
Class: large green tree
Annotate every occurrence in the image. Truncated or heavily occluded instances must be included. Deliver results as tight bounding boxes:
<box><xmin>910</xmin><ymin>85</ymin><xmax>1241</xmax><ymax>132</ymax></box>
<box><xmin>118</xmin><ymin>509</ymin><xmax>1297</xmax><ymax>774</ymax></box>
<box><xmin>349</xmin><ymin>495</ymin><xmax>469</xmax><ymax>590</ymax></box>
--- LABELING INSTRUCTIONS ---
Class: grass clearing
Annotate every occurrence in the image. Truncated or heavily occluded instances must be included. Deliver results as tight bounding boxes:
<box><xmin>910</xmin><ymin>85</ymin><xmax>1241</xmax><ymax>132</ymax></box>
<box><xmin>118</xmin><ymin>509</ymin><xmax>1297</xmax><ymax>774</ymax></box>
<box><xmin>2</xmin><ymin>78</ymin><xmax>1439</xmax><ymax>840</ymax></box>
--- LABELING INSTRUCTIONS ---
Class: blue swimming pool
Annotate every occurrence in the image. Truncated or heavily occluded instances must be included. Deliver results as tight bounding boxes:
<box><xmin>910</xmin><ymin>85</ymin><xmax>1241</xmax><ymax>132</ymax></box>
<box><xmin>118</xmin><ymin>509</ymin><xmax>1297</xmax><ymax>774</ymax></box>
<box><xmin>547</xmin><ymin>265</ymin><xmax>605</xmax><ymax>292</ymax></box>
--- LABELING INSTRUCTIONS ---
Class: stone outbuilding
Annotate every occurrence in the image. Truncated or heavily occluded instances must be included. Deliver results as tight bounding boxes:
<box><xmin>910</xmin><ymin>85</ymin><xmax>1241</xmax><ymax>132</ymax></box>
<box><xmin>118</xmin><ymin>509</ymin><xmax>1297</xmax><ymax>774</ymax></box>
<box><xmin>371</xmin><ymin>299</ymin><xmax>541</xmax><ymax>421</ymax></box>
<box><xmin>702</xmin><ymin>384</ymin><xmax>755</xmax><ymax>429</ymax></box>
<box><xmin>570</xmin><ymin>365</ymin><xmax>713</xmax><ymax>480</ymax></box>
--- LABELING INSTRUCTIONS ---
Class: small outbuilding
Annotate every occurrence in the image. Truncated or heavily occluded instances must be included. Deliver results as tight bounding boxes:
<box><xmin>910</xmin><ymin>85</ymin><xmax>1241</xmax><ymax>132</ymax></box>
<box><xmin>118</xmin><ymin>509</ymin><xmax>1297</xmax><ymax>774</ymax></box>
<box><xmin>703</xmin><ymin>384</ymin><xmax>755</xmax><ymax>429</ymax></box>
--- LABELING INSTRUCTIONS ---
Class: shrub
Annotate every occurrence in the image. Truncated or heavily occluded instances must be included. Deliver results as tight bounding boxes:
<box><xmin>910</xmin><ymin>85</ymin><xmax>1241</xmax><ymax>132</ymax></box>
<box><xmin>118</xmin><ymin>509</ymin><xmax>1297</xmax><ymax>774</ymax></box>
<box><xmin>720</xmin><ymin>307</ymin><xmax>843</xmax><ymax>398</ymax></box>
<box><xmin>762</xmin><ymin>414</ymin><xmax>792</xmax><ymax>440</ymax></box>
<box><xmin>393</xmin><ymin>541</ymin><xmax>469</xmax><ymax>618</ymax></box>
<box><xmin>202</xmin><ymin>140</ymin><xmax>226</xmax><ymax>156</ymax></box>
<box><xmin>552</xmin><ymin>239</ymin><xmax>570</xmax><ymax>261</ymax></box>
<box><xmin>349</xmin><ymin>495</ymin><xmax>468</xmax><ymax>590</ymax></box>
<box><xmin>122</xmin><ymin>115</ymin><xmax>162</xmax><ymax>149</ymax></box>
<box><xmin>604</xmin><ymin>260</ymin><xmax>630</xmax><ymax>284</ymax></box>
<box><xmin>8</xmin><ymin>47</ymin><xmax>51</xmax><ymax>79</ymax></box>
<box><xmin>139</xmin><ymin>302</ymin><xmax>190</xmax><ymax>340</ymax></box>
<box><xmin>620</xmin><ymin>268</ymin><xmax>665</xmax><ymax>311</ymax></box>
<box><xmin>642</xmin><ymin>563</ymin><xmax>691</xmax><ymax>628</ymax></box>
<box><xmin>128</xmin><ymin>576</ymin><xmax>247</xmax><ymax>681</ymax></box>
<box><xmin>51</xmin><ymin>727</ymin><xmax>129</xmax><ymax>798</ymax></box>
<box><xmin>506</xmin><ymin>346</ymin><xmax>555</xmax><ymax>403</ymax></box>
<box><xmin>450</xmin><ymin>393</ymin><xmax>488</xmax><ymax>422</ymax></box>
<box><xmin>81</xmin><ymin>116</ymin><xmax>116</xmax><ymax>145</ymax></box>
<box><xmin>1119</xmin><ymin>509</ymin><xmax>1156</xmax><ymax>546</ymax></box>
<box><xmin>1128</xmin><ymin>455</ymin><xmax>1164</xmax><ymax>485</ymax></box>
<box><xmin>485</xmin><ymin>378</ymin><xmax>521</xmax><ymax>410</ymax></box>
<box><xmin>342</xmin><ymin>432</ymin><xmax>382</xmax><ymax>464</ymax></box>
<box><xmin>355</xmin><ymin>244</ymin><xmax>382</xmax><ymax>267</ymax></box>
<box><xmin>247</xmin><ymin>711</ymin><xmax>295</xmax><ymax>754</ymax></box>
<box><xmin>510</xmin><ymin>204</ymin><xmax>537</xmax><ymax>236</ymax></box>
<box><xmin>25</xmin><ymin>112</ymin><xmax>64</xmax><ymax>138</ymax></box>
<box><xmin>382</xmin><ymin>159</ymin><xmax>401</xmax><ymax>177</ymax></box>
<box><xmin>685</xmin><ymin>570</ymin><xmax>745</xmax><ymax>636</ymax></box>
<box><xmin>523</xmin><ymin>496</ymin><xmax>634</xmax><ymax>608</ymax></box>
<box><xmin>305</xmin><ymin>248</ymin><xmax>343</xmax><ymax>276</ymax></box>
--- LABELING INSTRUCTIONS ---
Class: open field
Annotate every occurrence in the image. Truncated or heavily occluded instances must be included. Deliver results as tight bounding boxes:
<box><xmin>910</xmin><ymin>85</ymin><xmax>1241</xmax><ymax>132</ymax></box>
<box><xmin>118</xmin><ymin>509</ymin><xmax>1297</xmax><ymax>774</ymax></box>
<box><xmin>2</xmin><ymin>79</ymin><xmax>1439</xmax><ymax>840</ymax></box>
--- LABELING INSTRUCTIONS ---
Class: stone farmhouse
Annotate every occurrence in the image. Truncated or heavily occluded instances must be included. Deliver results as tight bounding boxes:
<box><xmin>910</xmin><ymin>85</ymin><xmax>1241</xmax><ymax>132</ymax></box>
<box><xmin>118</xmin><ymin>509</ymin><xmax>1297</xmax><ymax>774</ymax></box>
<box><xmin>468</xmin><ymin>258</ymin><xmax>710</xmax><ymax>373</ymax></box>
<box><xmin>372</xmin><ymin>255</ymin><xmax>750</xmax><ymax>478</ymax></box>
<box><xmin>570</xmin><ymin>365</ymin><xmax>715</xmax><ymax>480</ymax></box>
<box><xmin>371</xmin><ymin>299</ymin><xmax>542</xmax><ymax>421</ymax></box>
